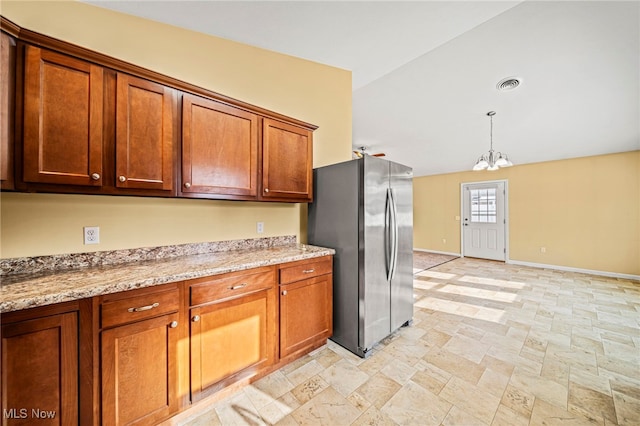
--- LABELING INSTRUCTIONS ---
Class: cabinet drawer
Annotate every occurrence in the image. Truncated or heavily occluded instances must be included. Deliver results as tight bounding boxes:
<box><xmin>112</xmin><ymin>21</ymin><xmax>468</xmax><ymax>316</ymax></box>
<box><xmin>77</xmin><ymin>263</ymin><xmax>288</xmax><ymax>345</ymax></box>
<box><xmin>101</xmin><ymin>288</ymin><xmax>180</xmax><ymax>329</ymax></box>
<box><xmin>190</xmin><ymin>269</ymin><xmax>275</xmax><ymax>306</ymax></box>
<box><xmin>279</xmin><ymin>257</ymin><xmax>332</xmax><ymax>284</ymax></box>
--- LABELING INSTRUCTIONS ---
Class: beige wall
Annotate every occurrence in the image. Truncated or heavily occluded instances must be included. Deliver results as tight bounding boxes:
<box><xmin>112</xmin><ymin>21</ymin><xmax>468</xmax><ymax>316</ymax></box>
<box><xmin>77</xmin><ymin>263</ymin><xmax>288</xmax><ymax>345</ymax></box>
<box><xmin>413</xmin><ymin>151</ymin><xmax>640</xmax><ymax>276</ymax></box>
<box><xmin>0</xmin><ymin>1</ymin><xmax>352</xmax><ymax>259</ymax></box>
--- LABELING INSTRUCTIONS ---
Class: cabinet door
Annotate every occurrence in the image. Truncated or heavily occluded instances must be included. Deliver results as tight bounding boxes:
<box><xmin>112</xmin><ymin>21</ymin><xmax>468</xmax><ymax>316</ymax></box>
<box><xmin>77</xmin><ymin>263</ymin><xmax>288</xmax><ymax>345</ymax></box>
<box><xmin>101</xmin><ymin>313</ymin><xmax>179</xmax><ymax>426</ymax></box>
<box><xmin>280</xmin><ymin>274</ymin><xmax>332</xmax><ymax>358</ymax></box>
<box><xmin>190</xmin><ymin>289</ymin><xmax>275</xmax><ymax>401</ymax></box>
<box><xmin>116</xmin><ymin>73</ymin><xmax>175</xmax><ymax>191</ymax></box>
<box><xmin>182</xmin><ymin>93</ymin><xmax>258</xmax><ymax>198</ymax></box>
<box><xmin>23</xmin><ymin>46</ymin><xmax>104</xmax><ymax>186</ymax></box>
<box><xmin>1</xmin><ymin>312</ymin><xmax>78</xmax><ymax>425</ymax></box>
<box><xmin>1</xmin><ymin>31</ymin><xmax>15</xmax><ymax>190</ymax></box>
<box><xmin>261</xmin><ymin>118</ymin><xmax>312</xmax><ymax>202</ymax></box>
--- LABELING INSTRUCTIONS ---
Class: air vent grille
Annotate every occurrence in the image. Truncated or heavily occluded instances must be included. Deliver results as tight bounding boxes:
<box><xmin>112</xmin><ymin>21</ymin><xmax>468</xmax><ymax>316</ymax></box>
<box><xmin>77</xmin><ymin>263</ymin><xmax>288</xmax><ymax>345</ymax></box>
<box><xmin>497</xmin><ymin>77</ymin><xmax>521</xmax><ymax>91</ymax></box>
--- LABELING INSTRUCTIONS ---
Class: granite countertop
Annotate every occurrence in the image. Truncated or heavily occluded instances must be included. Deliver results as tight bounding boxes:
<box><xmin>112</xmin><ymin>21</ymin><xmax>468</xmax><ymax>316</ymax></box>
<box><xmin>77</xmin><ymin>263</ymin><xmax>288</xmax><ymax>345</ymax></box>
<box><xmin>0</xmin><ymin>242</ymin><xmax>334</xmax><ymax>313</ymax></box>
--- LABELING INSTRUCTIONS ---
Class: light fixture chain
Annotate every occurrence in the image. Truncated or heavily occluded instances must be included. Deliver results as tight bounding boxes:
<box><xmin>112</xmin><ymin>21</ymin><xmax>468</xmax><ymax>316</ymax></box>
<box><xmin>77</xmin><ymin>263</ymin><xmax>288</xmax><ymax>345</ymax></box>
<box><xmin>490</xmin><ymin>113</ymin><xmax>495</xmax><ymax>152</ymax></box>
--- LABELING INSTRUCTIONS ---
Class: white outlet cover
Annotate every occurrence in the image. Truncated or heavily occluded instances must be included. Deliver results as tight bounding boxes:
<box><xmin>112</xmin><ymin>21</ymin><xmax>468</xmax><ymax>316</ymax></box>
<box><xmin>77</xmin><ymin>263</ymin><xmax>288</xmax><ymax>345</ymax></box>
<box><xmin>256</xmin><ymin>222</ymin><xmax>264</xmax><ymax>234</ymax></box>
<box><xmin>84</xmin><ymin>226</ymin><xmax>100</xmax><ymax>245</ymax></box>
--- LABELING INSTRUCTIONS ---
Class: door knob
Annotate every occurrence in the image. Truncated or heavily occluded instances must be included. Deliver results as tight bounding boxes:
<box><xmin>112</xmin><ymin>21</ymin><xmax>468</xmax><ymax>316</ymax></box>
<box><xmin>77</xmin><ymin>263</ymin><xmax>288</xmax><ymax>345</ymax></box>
<box><xmin>119</xmin><ymin>176</ymin><xmax>127</xmax><ymax>182</ymax></box>
<box><xmin>192</xmin><ymin>315</ymin><xmax>200</xmax><ymax>322</ymax></box>
<box><xmin>169</xmin><ymin>321</ymin><xmax>178</xmax><ymax>328</ymax></box>
<box><xmin>184</xmin><ymin>182</ymin><xmax>191</xmax><ymax>189</ymax></box>
<box><xmin>91</xmin><ymin>173</ymin><xmax>100</xmax><ymax>181</ymax></box>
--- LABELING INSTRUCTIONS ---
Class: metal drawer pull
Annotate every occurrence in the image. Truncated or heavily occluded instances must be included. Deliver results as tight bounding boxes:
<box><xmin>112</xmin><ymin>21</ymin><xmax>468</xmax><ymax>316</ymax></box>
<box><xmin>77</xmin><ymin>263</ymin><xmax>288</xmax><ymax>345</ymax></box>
<box><xmin>302</xmin><ymin>269</ymin><xmax>315</xmax><ymax>274</ymax></box>
<box><xmin>169</xmin><ymin>321</ymin><xmax>178</xmax><ymax>328</ymax></box>
<box><xmin>192</xmin><ymin>315</ymin><xmax>200</xmax><ymax>322</ymax></box>
<box><xmin>91</xmin><ymin>173</ymin><xmax>101</xmax><ymax>181</ymax></box>
<box><xmin>282</xmin><ymin>290</ymin><xmax>287</xmax><ymax>296</ymax></box>
<box><xmin>228</xmin><ymin>283</ymin><xmax>248</xmax><ymax>290</ymax></box>
<box><xmin>128</xmin><ymin>302</ymin><xmax>159</xmax><ymax>313</ymax></box>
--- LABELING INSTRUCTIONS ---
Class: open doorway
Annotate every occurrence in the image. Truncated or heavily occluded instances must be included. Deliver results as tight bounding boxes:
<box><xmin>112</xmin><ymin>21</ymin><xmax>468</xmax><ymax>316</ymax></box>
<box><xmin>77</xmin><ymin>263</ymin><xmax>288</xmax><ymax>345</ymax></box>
<box><xmin>461</xmin><ymin>180</ymin><xmax>508</xmax><ymax>261</ymax></box>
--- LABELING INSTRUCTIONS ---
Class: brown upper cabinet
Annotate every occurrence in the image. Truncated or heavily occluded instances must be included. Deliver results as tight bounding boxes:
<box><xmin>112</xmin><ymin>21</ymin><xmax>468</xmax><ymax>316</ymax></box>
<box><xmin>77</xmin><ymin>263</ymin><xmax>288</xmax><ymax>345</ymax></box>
<box><xmin>23</xmin><ymin>45</ymin><xmax>104</xmax><ymax>187</ymax></box>
<box><xmin>6</xmin><ymin>17</ymin><xmax>316</xmax><ymax>202</ymax></box>
<box><xmin>181</xmin><ymin>93</ymin><xmax>259</xmax><ymax>199</ymax></box>
<box><xmin>115</xmin><ymin>73</ymin><xmax>176</xmax><ymax>193</ymax></box>
<box><xmin>261</xmin><ymin>118</ymin><xmax>313</xmax><ymax>202</ymax></box>
<box><xmin>1</xmin><ymin>30</ymin><xmax>16</xmax><ymax>190</ymax></box>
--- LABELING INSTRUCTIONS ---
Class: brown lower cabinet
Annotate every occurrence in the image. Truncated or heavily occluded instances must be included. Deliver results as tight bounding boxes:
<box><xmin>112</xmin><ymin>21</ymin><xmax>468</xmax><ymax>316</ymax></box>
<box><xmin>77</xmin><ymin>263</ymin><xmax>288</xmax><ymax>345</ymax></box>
<box><xmin>101</xmin><ymin>313</ymin><xmax>180</xmax><ymax>425</ymax></box>
<box><xmin>1</xmin><ymin>303</ymin><xmax>79</xmax><ymax>426</ymax></box>
<box><xmin>279</xmin><ymin>256</ymin><xmax>333</xmax><ymax>360</ymax></box>
<box><xmin>98</xmin><ymin>284</ymin><xmax>181</xmax><ymax>426</ymax></box>
<box><xmin>188</xmin><ymin>267</ymin><xmax>277</xmax><ymax>402</ymax></box>
<box><xmin>1</xmin><ymin>257</ymin><xmax>332</xmax><ymax>425</ymax></box>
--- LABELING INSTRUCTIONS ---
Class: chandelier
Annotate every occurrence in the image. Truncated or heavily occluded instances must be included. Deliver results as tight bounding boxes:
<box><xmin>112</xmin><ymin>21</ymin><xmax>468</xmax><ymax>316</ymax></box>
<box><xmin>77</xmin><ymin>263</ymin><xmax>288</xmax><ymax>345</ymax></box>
<box><xmin>472</xmin><ymin>111</ymin><xmax>513</xmax><ymax>171</ymax></box>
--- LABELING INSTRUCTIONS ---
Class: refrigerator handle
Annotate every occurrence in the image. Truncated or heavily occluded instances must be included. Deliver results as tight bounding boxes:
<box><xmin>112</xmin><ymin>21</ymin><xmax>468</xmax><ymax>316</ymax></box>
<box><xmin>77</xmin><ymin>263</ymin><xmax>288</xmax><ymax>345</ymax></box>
<box><xmin>389</xmin><ymin>188</ymin><xmax>399</xmax><ymax>281</ymax></box>
<box><xmin>385</xmin><ymin>188</ymin><xmax>393</xmax><ymax>281</ymax></box>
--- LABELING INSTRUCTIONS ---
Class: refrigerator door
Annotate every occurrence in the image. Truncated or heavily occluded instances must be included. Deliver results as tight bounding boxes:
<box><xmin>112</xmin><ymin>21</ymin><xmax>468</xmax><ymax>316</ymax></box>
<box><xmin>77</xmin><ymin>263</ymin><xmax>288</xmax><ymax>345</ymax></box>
<box><xmin>360</xmin><ymin>155</ymin><xmax>392</xmax><ymax>353</ymax></box>
<box><xmin>389</xmin><ymin>161</ymin><xmax>414</xmax><ymax>331</ymax></box>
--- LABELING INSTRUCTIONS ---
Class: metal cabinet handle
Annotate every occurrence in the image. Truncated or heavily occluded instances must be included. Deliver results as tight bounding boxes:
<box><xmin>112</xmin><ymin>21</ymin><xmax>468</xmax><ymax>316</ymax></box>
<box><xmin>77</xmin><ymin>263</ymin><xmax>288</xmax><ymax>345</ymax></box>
<box><xmin>302</xmin><ymin>269</ymin><xmax>315</xmax><ymax>274</ymax></box>
<box><xmin>119</xmin><ymin>176</ymin><xmax>127</xmax><ymax>182</ymax></box>
<box><xmin>91</xmin><ymin>173</ymin><xmax>101</xmax><ymax>181</ymax></box>
<box><xmin>228</xmin><ymin>283</ymin><xmax>247</xmax><ymax>290</ymax></box>
<box><xmin>169</xmin><ymin>321</ymin><xmax>178</xmax><ymax>328</ymax></box>
<box><xmin>264</xmin><ymin>188</ymin><xmax>269</xmax><ymax>193</ymax></box>
<box><xmin>192</xmin><ymin>315</ymin><xmax>200</xmax><ymax>322</ymax></box>
<box><xmin>184</xmin><ymin>182</ymin><xmax>191</xmax><ymax>188</ymax></box>
<box><xmin>282</xmin><ymin>290</ymin><xmax>287</xmax><ymax>296</ymax></box>
<box><xmin>128</xmin><ymin>302</ymin><xmax>159</xmax><ymax>313</ymax></box>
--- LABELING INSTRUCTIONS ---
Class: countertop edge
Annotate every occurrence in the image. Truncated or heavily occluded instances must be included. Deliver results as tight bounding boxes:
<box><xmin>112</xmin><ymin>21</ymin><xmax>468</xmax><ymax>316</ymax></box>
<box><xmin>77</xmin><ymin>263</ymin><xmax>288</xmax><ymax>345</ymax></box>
<box><xmin>1</xmin><ymin>246</ymin><xmax>334</xmax><ymax>314</ymax></box>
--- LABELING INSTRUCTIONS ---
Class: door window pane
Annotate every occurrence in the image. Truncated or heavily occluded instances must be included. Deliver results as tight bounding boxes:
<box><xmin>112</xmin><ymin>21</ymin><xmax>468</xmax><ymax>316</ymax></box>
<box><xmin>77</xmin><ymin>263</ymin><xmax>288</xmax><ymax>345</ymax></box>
<box><xmin>470</xmin><ymin>188</ymin><xmax>496</xmax><ymax>223</ymax></box>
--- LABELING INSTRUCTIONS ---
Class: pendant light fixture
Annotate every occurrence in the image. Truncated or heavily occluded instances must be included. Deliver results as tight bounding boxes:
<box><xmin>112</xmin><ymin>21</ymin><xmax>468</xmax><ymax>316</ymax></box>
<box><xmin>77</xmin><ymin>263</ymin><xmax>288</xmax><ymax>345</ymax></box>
<box><xmin>472</xmin><ymin>111</ymin><xmax>513</xmax><ymax>171</ymax></box>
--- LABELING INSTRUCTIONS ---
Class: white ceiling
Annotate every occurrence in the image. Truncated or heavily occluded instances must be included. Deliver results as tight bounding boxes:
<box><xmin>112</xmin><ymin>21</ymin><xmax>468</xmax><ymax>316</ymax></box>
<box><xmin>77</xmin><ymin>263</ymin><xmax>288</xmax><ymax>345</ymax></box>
<box><xmin>86</xmin><ymin>0</ymin><xmax>639</xmax><ymax>177</ymax></box>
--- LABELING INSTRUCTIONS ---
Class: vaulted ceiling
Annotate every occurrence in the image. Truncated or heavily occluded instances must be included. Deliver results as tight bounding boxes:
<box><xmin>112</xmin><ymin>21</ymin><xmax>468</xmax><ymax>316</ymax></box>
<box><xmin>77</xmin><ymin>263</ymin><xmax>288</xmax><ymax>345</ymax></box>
<box><xmin>86</xmin><ymin>1</ymin><xmax>639</xmax><ymax>176</ymax></box>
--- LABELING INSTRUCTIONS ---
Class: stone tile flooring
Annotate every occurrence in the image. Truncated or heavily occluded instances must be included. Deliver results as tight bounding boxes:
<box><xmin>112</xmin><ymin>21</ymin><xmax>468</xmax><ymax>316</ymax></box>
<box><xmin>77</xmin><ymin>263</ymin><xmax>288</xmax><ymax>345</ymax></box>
<box><xmin>175</xmin><ymin>258</ymin><xmax>640</xmax><ymax>425</ymax></box>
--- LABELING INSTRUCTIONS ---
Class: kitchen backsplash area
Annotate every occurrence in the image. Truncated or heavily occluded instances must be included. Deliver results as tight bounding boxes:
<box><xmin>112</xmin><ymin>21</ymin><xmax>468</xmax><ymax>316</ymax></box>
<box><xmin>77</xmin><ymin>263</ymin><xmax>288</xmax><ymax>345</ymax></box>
<box><xmin>0</xmin><ymin>235</ymin><xmax>297</xmax><ymax>276</ymax></box>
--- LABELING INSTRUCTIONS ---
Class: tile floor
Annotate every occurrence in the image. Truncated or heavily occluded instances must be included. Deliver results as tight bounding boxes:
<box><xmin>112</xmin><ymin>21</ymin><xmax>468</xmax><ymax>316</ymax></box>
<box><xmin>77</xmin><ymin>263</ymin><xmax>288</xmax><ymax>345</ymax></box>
<box><xmin>175</xmin><ymin>258</ymin><xmax>640</xmax><ymax>425</ymax></box>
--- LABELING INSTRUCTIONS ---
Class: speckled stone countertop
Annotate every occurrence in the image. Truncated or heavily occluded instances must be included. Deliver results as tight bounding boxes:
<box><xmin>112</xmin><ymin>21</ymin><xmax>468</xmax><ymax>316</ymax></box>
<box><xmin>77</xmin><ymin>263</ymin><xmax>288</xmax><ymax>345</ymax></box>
<box><xmin>0</xmin><ymin>238</ymin><xmax>334</xmax><ymax>313</ymax></box>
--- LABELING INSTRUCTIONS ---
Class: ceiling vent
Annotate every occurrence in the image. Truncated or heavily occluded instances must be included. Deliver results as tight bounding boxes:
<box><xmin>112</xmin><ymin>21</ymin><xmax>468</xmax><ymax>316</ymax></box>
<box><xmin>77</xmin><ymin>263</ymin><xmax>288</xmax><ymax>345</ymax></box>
<box><xmin>496</xmin><ymin>77</ymin><xmax>521</xmax><ymax>91</ymax></box>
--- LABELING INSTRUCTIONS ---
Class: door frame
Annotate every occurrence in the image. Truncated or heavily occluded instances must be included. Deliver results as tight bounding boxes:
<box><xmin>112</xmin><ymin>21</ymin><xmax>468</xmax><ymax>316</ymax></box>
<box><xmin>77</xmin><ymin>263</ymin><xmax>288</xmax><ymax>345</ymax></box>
<box><xmin>460</xmin><ymin>179</ymin><xmax>509</xmax><ymax>261</ymax></box>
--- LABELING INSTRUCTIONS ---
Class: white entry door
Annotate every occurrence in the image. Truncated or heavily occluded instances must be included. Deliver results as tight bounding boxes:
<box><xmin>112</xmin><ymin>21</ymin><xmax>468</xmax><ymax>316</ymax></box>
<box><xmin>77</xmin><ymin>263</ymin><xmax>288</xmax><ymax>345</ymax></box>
<box><xmin>462</xmin><ymin>181</ymin><xmax>506</xmax><ymax>261</ymax></box>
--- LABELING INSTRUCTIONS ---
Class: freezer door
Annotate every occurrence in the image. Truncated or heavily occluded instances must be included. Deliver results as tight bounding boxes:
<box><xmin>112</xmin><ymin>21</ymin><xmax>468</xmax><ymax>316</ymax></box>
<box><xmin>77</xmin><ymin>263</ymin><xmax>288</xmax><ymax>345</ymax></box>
<box><xmin>360</xmin><ymin>156</ymin><xmax>392</xmax><ymax>352</ymax></box>
<box><xmin>389</xmin><ymin>161</ymin><xmax>414</xmax><ymax>331</ymax></box>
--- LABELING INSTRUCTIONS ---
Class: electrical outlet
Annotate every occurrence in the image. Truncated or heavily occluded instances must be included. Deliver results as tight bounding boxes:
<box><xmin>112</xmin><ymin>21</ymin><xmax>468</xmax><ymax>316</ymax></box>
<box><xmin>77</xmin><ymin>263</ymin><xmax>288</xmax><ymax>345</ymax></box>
<box><xmin>256</xmin><ymin>222</ymin><xmax>264</xmax><ymax>234</ymax></box>
<box><xmin>84</xmin><ymin>226</ymin><xmax>100</xmax><ymax>245</ymax></box>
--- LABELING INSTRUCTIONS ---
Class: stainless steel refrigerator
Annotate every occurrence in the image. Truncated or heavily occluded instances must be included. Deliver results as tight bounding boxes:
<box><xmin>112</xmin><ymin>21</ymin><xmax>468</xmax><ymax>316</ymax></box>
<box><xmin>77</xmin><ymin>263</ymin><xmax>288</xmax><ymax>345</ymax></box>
<box><xmin>307</xmin><ymin>155</ymin><xmax>413</xmax><ymax>357</ymax></box>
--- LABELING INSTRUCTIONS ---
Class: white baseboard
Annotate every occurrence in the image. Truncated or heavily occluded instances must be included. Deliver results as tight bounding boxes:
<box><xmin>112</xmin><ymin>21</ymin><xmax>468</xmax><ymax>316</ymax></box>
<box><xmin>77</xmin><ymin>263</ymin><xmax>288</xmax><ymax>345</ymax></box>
<box><xmin>413</xmin><ymin>248</ymin><xmax>461</xmax><ymax>257</ymax></box>
<box><xmin>507</xmin><ymin>259</ymin><xmax>640</xmax><ymax>281</ymax></box>
<box><xmin>413</xmin><ymin>248</ymin><xmax>639</xmax><ymax>281</ymax></box>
